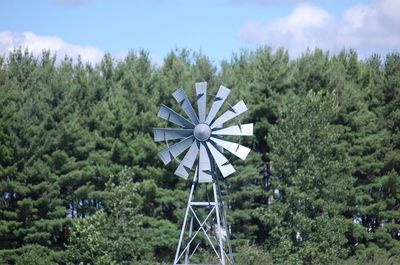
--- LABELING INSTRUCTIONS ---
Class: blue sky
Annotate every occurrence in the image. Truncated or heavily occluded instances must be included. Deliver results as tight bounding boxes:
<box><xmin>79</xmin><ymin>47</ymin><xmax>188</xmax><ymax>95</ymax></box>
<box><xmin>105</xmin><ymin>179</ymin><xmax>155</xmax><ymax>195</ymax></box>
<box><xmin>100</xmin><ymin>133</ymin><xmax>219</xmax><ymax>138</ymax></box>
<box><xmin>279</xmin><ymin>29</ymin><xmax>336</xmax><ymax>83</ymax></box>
<box><xmin>1</xmin><ymin>0</ymin><xmax>399</xmax><ymax>65</ymax></box>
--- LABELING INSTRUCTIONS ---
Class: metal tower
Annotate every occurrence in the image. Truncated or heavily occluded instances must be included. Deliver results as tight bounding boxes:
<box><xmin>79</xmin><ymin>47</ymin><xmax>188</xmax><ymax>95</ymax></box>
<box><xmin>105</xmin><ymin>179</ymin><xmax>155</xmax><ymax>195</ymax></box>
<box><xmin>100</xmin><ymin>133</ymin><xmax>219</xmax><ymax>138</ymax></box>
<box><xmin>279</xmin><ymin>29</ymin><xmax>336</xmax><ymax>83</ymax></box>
<box><xmin>153</xmin><ymin>82</ymin><xmax>253</xmax><ymax>265</ymax></box>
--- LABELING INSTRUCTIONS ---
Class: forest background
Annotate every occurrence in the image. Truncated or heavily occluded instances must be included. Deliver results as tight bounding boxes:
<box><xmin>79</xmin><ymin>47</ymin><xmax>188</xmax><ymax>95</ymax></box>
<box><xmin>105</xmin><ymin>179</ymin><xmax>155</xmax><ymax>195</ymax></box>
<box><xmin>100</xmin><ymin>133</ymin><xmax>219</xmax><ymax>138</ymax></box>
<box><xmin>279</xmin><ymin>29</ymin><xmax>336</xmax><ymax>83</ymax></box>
<box><xmin>0</xmin><ymin>47</ymin><xmax>399</xmax><ymax>265</ymax></box>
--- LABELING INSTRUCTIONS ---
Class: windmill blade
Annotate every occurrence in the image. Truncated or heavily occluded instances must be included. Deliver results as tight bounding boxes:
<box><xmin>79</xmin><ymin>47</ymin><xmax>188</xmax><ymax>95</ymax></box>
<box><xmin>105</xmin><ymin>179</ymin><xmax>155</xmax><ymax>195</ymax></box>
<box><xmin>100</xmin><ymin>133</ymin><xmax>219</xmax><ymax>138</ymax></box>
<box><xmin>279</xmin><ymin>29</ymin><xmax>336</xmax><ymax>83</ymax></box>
<box><xmin>212</xmin><ymin>123</ymin><xmax>253</xmax><ymax>136</ymax></box>
<box><xmin>175</xmin><ymin>141</ymin><xmax>199</xmax><ymax>179</ymax></box>
<box><xmin>172</xmin><ymin>88</ymin><xmax>199</xmax><ymax>124</ymax></box>
<box><xmin>198</xmin><ymin>142</ymin><xmax>213</xmax><ymax>182</ymax></box>
<box><xmin>210</xmin><ymin>100</ymin><xmax>248</xmax><ymax>129</ymax></box>
<box><xmin>153</xmin><ymin>128</ymin><xmax>193</xmax><ymax>142</ymax></box>
<box><xmin>195</xmin><ymin>82</ymin><xmax>207</xmax><ymax>123</ymax></box>
<box><xmin>158</xmin><ymin>104</ymin><xmax>195</xmax><ymax>129</ymax></box>
<box><xmin>210</xmin><ymin>137</ymin><xmax>251</xmax><ymax>160</ymax></box>
<box><xmin>205</xmin><ymin>85</ymin><xmax>231</xmax><ymax>125</ymax></box>
<box><xmin>193</xmin><ymin>166</ymin><xmax>198</xmax><ymax>182</ymax></box>
<box><xmin>206</xmin><ymin>142</ymin><xmax>235</xmax><ymax>178</ymax></box>
<box><xmin>158</xmin><ymin>136</ymin><xmax>194</xmax><ymax>165</ymax></box>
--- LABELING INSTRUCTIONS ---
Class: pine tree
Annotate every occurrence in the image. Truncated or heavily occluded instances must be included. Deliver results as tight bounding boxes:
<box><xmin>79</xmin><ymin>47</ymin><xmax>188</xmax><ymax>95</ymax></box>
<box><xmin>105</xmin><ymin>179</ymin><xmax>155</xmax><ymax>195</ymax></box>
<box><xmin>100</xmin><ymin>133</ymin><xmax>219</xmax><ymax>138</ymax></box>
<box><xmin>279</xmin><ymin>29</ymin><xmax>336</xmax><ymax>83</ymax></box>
<box><xmin>0</xmin><ymin>50</ymin><xmax>67</xmax><ymax>263</ymax></box>
<box><xmin>260</xmin><ymin>91</ymin><xmax>354</xmax><ymax>264</ymax></box>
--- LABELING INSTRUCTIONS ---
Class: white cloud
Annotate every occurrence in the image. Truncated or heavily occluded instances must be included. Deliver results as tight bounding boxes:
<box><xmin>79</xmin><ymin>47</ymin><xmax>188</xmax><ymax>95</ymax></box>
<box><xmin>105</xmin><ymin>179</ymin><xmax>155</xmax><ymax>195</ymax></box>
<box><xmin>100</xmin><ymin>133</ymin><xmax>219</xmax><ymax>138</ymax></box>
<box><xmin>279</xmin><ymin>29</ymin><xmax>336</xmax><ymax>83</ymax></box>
<box><xmin>339</xmin><ymin>0</ymin><xmax>400</xmax><ymax>48</ymax></box>
<box><xmin>0</xmin><ymin>31</ymin><xmax>104</xmax><ymax>63</ymax></box>
<box><xmin>0</xmin><ymin>31</ymin><xmax>163</xmax><ymax>67</ymax></box>
<box><xmin>239</xmin><ymin>4</ymin><xmax>335</xmax><ymax>56</ymax></box>
<box><xmin>238</xmin><ymin>0</ymin><xmax>400</xmax><ymax>57</ymax></box>
<box><xmin>149</xmin><ymin>53</ymin><xmax>163</xmax><ymax>67</ymax></box>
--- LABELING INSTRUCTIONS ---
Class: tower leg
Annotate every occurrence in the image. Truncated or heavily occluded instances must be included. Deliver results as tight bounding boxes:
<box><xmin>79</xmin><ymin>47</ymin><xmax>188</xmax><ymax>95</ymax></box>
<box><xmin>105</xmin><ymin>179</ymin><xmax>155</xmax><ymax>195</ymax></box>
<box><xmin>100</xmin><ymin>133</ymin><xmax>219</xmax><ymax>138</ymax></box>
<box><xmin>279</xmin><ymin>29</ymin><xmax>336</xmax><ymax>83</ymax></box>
<box><xmin>174</xmin><ymin>175</ymin><xmax>197</xmax><ymax>265</ymax></box>
<box><xmin>184</xmin><ymin>211</ymin><xmax>194</xmax><ymax>263</ymax></box>
<box><xmin>213</xmin><ymin>182</ymin><xmax>226</xmax><ymax>265</ymax></box>
<box><xmin>216</xmin><ymin>182</ymin><xmax>235</xmax><ymax>265</ymax></box>
<box><xmin>222</xmin><ymin>204</ymin><xmax>234</xmax><ymax>265</ymax></box>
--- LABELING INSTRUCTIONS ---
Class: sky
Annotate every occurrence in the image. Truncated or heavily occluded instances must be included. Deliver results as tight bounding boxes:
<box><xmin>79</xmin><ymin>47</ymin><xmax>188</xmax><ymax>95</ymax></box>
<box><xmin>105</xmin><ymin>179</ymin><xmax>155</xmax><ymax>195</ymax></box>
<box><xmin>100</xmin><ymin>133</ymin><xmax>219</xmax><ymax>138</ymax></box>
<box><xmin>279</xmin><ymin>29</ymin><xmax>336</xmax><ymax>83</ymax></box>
<box><xmin>1</xmin><ymin>0</ymin><xmax>399</xmax><ymax>65</ymax></box>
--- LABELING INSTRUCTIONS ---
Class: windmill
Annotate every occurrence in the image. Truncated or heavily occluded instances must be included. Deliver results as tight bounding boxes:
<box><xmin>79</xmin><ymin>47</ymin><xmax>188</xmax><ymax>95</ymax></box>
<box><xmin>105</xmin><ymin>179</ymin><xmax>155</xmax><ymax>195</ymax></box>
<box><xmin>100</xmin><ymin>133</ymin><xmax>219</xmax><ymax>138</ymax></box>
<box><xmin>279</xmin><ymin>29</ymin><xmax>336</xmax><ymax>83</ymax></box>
<box><xmin>153</xmin><ymin>82</ymin><xmax>253</xmax><ymax>265</ymax></box>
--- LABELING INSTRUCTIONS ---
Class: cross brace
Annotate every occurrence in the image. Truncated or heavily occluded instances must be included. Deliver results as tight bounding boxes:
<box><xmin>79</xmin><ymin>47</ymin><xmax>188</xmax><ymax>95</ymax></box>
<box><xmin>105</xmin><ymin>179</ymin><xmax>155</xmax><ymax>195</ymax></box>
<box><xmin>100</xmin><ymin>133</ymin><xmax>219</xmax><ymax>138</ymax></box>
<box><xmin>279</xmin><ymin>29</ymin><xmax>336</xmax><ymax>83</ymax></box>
<box><xmin>173</xmin><ymin>168</ymin><xmax>234</xmax><ymax>265</ymax></box>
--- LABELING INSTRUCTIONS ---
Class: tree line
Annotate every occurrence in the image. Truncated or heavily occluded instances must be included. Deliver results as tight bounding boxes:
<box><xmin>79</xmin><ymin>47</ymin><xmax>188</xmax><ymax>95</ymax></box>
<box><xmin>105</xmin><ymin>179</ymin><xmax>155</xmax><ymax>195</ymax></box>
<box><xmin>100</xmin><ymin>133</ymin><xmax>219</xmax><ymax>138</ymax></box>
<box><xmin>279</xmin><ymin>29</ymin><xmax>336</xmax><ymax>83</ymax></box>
<box><xmin>0</xmin><ymin>48</ymin><xmax>399</xmax><ymax>264</ymax></box>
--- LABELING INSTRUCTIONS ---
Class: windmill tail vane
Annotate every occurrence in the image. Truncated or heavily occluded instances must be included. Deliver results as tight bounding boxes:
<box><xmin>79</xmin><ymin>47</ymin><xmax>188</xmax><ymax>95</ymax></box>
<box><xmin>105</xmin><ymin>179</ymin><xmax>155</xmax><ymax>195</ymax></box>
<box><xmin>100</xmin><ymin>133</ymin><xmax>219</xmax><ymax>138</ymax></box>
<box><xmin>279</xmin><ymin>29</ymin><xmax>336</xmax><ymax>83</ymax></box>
<box><xmin>153</xmin><ymin>82</ymin><xmax>253</xmax><ymax>265</ymax></box>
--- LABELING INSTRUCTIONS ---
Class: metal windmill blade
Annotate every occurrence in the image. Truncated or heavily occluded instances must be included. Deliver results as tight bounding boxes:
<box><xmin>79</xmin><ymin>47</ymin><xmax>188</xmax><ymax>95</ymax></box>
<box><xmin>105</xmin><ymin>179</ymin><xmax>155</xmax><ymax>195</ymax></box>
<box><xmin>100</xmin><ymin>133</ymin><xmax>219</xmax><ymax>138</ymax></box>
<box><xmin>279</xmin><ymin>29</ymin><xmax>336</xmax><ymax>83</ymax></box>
<box><xmin>153</xmin><ymin>82</ymin><xmax>253</xmax><ymax>265</ymax></box>
<box><xmin>153</xmin><ymin>83</ymin><xmax>253</xmax><ymax>183</ymax></box>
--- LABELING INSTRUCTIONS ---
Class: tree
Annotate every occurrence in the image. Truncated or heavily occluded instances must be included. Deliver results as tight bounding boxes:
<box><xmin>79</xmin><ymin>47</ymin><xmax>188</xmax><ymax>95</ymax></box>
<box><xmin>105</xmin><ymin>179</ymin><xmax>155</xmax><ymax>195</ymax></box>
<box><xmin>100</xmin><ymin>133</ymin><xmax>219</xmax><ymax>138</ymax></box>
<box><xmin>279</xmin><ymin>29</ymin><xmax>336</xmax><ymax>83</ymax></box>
<box><xmin>260</xmin><ymin>91</ymin><xmax>355</xmax><ymax>264</ymax></box>
<box><xmin>67</xmin><ymin>168</ymin><xmax>179</xmax><ymax>265</ymax></box>
<box><xmin>0</xmin><ymin>50</ymin><xmax>67</xmax><ymax>263</ymax></box>
<box><xmin>67</xmin><ymin>169</ymin><xmax>143</xmax><ymax>265</ymax></box>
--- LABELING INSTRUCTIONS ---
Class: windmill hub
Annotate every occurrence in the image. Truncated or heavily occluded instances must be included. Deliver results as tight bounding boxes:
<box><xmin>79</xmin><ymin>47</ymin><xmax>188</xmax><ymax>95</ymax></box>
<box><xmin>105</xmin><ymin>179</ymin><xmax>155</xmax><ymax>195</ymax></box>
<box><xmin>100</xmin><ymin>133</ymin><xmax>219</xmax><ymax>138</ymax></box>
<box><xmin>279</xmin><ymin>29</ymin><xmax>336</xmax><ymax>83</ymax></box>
<box><xmin>193</xmin><ymin>123</ymin><xmax>211</xmax><ymax>142</ymax></box>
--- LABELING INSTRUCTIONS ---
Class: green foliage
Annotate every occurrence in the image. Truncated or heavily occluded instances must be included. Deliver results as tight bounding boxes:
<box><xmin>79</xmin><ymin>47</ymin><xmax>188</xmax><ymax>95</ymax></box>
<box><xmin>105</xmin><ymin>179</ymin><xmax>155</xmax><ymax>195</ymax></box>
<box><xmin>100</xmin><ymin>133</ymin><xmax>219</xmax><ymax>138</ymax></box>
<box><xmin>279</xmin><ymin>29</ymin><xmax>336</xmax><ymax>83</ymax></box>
<box><xmin>339</xmin><ymin>245</ymin><xmax>400</xmax><ymax>265</ymax></box>
<box><xmin>234</xmin><ymin>244</ymin><xmax>273</xmax><ymax>265</ymax></box>
<box><xmin>67</xmin><ymin>169</ymin><xmax>144</xmax><ymax>265</ymax></box>
<box><xmin>15</xmin><ymin>244</ymin><xmax>57</xmax><ymax>265</ymax></box>
<box><xmin>259</xmin><ymin>91</ymin><xmax>354</xmax><ymax>265</ymax></box>
<box><xmin>66</xmin><ymin>169</ymin><xmax>179</xmax><ymax>265</ymax></box>
<box><xmin>1</xmin><ymin>48</ymin><xmax>399</xmax><ymax>264</ymax></box>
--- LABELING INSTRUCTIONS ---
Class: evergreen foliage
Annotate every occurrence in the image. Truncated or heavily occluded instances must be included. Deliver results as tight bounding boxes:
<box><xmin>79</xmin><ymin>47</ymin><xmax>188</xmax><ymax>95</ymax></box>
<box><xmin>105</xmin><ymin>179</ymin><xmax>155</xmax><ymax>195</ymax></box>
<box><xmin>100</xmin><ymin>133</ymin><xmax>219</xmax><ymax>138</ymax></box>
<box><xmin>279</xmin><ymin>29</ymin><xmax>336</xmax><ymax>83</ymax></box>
<box><xmin>0</xmin><ymin>48</ymin><xmax>399</xmax><ymax>264</ymax></box>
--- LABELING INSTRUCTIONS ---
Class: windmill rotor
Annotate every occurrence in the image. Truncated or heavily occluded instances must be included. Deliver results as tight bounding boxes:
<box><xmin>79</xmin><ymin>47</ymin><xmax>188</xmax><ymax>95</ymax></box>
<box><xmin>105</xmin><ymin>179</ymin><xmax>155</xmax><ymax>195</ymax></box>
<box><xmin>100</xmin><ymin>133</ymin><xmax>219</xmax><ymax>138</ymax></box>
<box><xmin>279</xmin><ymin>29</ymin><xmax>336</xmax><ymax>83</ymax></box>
<box><xmin>154</xmin><ymin>82</ymin><xmax>253</xmax><ymax>182</ymax></box>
